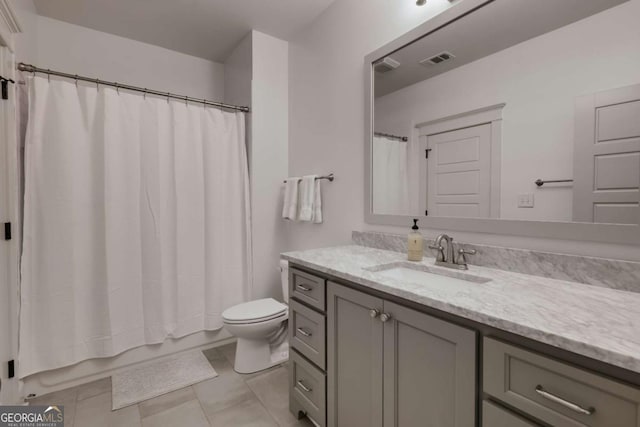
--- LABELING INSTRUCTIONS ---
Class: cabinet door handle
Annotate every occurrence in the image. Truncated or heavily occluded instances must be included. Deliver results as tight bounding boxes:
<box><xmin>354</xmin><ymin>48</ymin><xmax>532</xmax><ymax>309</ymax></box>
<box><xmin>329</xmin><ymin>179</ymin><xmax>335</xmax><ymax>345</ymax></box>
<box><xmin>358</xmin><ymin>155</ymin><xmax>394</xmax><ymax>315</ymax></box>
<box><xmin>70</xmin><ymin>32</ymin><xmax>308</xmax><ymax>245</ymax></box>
<box><xmin>297</xmin><ymin>380</ymin><xmax>313</xmax><ymax>393</ymax></box>
<box><xmin>380</xmin><ymin>313</ymin><xmax>392</xmax><ymax>323</ymax></box>
<box><xmin>535</xmin><ymin>385</ymin><xmax>595</xmax><ymax>416</ymax></box>
<box><xmin>369</xmin><ymin>309</ymin><xmax>380</xmax><ymax>318</ymax></box>
<box><xmin>297</xmin><ymin>284</ymin><xmax>313</xmax><ymax>292</ymax></box>
<box><xmin>296</xmin><ymin>327</ymin><xmax>312</xmax><ymax>337</ymax></box>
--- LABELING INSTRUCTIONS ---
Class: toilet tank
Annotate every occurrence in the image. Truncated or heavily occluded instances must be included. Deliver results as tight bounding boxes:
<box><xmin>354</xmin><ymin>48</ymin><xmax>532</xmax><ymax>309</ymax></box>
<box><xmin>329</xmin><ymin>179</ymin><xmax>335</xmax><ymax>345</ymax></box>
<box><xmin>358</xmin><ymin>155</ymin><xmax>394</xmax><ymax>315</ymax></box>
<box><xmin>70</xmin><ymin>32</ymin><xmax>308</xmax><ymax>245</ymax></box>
<box><xmin>279</xmin><ymin>259</ymin><xmax>289</xmax><ymax>303</ymax></box>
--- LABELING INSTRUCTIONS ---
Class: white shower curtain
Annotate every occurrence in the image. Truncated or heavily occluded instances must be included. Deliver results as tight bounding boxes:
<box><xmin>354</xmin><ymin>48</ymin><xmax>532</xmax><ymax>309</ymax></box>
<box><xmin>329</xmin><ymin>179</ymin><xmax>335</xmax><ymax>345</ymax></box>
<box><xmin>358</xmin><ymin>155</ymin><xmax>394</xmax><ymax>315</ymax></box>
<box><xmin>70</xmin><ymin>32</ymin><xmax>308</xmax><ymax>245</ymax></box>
<box><xmin>19</xmin><ymin>76</ymin><xmax>251</xmax><ymax>377</ymax></box>
<box><xmin>372</xmin><ymin>135</ymin><xmax>410</xmax><ymax>215</ymax></box>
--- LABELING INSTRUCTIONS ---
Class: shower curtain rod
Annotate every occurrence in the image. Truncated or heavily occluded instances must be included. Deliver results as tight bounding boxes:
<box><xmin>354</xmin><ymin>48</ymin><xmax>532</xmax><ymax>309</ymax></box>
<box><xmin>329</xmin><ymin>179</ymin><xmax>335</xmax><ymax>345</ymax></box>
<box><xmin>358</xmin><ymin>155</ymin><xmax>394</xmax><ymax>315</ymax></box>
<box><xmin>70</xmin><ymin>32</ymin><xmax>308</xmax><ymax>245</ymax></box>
<box><xmin>17</xmin><ymin>62</ymin><xmax>250</xmax><ymax>113</ymax></box>
<box><xmin>374</xmin><ymin>131</ymin><xmax>408</xmax><ymax>142</ymax></box>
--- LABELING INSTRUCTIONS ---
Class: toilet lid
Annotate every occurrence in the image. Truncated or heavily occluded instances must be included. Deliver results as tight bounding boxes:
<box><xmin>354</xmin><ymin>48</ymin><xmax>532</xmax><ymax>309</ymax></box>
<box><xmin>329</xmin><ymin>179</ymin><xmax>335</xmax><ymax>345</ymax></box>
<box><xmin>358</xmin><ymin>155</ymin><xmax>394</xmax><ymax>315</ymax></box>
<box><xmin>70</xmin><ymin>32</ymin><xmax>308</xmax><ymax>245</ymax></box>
<box><xmin>222</xmin><ymin>298</ymin><xmax>287</xmax><ymax>323</ymax></box>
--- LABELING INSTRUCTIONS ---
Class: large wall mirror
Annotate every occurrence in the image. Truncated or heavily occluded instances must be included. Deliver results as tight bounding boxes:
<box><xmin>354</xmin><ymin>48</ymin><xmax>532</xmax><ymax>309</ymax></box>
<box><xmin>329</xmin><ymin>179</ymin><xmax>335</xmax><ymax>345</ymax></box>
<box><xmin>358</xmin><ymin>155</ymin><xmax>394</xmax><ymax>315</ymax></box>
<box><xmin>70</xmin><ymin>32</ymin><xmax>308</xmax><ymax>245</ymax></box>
<box><xmin>365</xmin><ymin>0</ymin><xmax>640</xmax><ymax>244</ymax></box>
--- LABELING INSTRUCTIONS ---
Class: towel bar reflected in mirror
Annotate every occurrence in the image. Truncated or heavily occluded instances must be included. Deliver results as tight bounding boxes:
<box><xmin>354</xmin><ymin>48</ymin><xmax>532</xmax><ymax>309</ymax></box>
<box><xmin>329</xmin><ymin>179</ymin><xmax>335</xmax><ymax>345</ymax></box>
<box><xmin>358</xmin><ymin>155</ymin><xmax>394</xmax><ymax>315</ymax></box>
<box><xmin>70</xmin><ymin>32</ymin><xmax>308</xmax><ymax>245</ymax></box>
<box><xmin>283</xmin><ymin>173</ymin><xmax>334</xmax><ymax>183</ymax></box>
<box><xmin>535</xmin><ymin>179</ymin><xmax>573</xmax><ymax>187</ymax></box>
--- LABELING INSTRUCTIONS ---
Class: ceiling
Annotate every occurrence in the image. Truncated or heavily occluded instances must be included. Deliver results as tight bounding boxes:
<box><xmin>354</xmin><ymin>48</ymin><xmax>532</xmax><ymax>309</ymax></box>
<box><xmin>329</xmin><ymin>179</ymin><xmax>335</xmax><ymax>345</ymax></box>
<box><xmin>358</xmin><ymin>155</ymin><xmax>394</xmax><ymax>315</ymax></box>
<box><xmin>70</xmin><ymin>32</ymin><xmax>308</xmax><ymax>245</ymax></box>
<box><xmin>375</xmin><ymin>0</ymin><xmax>629</xmax><ymax>97</ymax></box>
<box><xmin>33</xmin><ymin>0</ymin><xmax>337</xmax><ymax>62</ymax></box>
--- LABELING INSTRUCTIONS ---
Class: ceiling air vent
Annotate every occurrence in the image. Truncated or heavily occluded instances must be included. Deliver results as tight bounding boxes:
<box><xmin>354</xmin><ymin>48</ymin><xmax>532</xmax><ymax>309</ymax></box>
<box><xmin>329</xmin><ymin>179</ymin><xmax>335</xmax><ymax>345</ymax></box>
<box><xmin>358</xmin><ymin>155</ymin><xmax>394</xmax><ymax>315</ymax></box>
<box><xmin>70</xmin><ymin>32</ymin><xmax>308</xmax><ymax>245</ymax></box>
<box><xmin>374</xmin><ymin>57</ymin><xmax>400</xmax><ymax>73</ymax></box>
<box><xmin>419</xmin><ymin>51</ymin><xmax>455</xmax><ymax>66</ymax></box>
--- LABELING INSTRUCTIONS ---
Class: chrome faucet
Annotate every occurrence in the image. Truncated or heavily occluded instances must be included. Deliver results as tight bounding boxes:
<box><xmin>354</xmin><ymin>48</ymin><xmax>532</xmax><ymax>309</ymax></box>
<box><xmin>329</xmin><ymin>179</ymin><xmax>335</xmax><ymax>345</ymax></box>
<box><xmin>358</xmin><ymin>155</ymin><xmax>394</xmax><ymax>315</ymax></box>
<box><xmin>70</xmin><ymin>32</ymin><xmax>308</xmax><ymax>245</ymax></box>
<box><xmin>433</xmin><ymin>234</ymin><xmax>454</xmax><ymax>264</ymax></box>
<box><xmin>429</xmin><ymin>234</ymin><xmax>476</xmax><ymax>270</ymax></box>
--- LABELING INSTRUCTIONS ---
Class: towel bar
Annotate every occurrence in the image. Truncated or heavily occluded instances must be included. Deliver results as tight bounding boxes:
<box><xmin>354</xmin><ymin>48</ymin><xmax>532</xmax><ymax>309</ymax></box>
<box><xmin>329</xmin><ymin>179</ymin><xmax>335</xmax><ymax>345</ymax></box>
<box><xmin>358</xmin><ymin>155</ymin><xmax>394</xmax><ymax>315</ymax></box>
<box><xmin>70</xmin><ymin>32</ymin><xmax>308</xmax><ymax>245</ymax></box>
<box><xmin>283</xmin><ymin>173</ymin><xmax>334</xmax><ymax>183</ymax></box>
<box><xmin>535</xmin><ymin>178</ymin><xmax>573</xmax><ymax>187</ymax></box>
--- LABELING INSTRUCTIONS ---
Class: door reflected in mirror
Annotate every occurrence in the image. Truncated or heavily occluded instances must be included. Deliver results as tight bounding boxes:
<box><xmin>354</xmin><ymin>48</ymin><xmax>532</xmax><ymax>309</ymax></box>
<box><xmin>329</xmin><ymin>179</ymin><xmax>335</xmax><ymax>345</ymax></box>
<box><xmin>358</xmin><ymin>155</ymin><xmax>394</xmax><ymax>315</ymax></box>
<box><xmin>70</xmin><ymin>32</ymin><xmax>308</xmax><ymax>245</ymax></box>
<box><xmin>371</xmin><ymin>0</ymin><xmax>640</xmax><ymax>225</ymax></box>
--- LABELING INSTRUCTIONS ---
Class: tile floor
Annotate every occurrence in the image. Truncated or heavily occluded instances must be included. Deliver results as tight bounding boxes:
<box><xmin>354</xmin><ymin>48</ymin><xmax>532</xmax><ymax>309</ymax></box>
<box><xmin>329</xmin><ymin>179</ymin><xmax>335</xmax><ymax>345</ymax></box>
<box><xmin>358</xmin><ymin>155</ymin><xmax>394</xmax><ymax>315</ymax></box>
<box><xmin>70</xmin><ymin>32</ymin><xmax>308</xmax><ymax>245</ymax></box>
<box><xmin>27</xmin><ymin>343</ymin><xmax>314</xmax><ymax>427</ymax></box>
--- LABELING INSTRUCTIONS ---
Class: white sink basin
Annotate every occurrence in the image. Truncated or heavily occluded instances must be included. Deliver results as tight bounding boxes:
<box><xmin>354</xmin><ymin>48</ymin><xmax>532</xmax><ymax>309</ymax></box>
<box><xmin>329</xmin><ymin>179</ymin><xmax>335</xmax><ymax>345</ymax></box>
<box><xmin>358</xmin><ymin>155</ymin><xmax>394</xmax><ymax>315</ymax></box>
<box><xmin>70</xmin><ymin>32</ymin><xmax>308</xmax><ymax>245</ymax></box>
<box><xmin>368</xmin><ymin>263</ymin><xmax>491</xmax><ymax>286</ymax></box>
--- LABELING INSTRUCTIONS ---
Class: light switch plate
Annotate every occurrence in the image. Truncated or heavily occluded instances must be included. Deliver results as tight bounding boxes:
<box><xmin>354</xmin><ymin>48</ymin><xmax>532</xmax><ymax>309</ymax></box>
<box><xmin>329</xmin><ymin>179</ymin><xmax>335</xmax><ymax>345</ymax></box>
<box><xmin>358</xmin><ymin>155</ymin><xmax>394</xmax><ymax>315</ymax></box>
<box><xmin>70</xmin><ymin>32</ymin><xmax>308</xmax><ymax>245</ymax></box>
<box><xmin>518</xmin><ymin>193</ymin><xmax>534</xmax><ymax>208</ymax></box>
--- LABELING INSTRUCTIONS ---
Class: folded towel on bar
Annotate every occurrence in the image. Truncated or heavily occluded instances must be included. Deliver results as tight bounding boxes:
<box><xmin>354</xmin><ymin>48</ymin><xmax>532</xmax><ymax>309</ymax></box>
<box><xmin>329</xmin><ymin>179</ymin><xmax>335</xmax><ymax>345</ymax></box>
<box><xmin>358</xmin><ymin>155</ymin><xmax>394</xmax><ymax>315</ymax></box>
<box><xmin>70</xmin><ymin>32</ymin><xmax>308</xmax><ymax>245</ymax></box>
<box><xmin>282</xmin><ymin>177</ymin><xmax>300</xmax><ymax>220</ymax></box>
<box><xmin>298</xmin><ymin>175</ymin><xmax>322</xmax><ymax>223</ymax></box>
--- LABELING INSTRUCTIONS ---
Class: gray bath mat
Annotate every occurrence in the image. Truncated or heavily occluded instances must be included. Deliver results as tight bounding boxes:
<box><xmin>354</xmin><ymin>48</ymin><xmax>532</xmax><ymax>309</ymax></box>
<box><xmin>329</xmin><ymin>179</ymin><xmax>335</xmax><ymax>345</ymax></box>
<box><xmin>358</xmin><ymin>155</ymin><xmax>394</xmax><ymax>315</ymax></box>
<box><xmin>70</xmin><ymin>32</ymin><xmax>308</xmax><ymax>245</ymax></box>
<box><xmin>111</xmin><ymin>350</ymin><xmax>217</xmax><ymax>410</ymax></box>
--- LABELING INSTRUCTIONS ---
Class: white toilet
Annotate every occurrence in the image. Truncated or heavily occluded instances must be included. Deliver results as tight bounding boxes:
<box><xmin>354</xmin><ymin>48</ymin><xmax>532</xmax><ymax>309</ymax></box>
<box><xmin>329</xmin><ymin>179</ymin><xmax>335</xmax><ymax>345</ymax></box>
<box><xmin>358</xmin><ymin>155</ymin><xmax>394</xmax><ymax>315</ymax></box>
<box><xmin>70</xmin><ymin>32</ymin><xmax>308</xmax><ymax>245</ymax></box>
<box><xmin>222</xmin><ymin>261</ymin><xmax>290</xmax><ymax>373</ymax></box>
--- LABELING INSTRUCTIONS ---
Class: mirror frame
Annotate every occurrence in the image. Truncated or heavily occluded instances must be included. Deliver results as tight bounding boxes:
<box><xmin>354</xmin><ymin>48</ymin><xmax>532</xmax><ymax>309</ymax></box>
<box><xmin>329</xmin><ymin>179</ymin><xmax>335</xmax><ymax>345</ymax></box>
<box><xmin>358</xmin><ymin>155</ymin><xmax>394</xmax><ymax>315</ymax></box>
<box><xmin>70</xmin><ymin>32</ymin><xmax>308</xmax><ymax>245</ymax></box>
<box><xmin>364</xmin><ymin>0</ymin><xmax>640</xmax><ymax>245</ymax></box>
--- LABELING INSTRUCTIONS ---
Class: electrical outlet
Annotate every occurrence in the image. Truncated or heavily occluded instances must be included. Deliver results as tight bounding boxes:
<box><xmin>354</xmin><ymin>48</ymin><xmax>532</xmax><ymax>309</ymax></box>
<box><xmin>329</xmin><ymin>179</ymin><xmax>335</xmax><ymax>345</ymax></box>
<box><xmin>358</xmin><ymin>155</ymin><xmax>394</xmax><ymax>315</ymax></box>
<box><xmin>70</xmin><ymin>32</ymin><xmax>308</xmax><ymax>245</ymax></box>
<box><xmin>517</xmin><ymin>193</ymin><xmax>534</xmax><ymax>208</ymax></box>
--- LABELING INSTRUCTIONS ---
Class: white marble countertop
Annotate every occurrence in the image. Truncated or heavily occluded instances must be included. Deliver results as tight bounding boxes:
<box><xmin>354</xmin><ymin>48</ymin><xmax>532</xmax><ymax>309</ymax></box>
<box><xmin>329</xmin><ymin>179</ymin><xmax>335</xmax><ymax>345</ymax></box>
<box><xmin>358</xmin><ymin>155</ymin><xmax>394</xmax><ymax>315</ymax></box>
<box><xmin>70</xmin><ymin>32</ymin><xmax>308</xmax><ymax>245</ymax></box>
<box><xmin>282</xmin><ymin>245</ymin><xmax>640</xmax><ymax>374</ymax></box>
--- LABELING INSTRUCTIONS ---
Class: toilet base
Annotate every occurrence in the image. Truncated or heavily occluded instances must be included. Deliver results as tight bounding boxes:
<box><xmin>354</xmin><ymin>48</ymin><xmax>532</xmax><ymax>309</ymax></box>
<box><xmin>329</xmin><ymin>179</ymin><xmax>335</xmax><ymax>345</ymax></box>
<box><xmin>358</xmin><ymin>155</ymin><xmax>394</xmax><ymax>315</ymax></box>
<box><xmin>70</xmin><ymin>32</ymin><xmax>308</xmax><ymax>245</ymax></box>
<box><xmin>234</xmin><ymin>337</ymin><xmax>289</xmax><ymax>374</ymax></box>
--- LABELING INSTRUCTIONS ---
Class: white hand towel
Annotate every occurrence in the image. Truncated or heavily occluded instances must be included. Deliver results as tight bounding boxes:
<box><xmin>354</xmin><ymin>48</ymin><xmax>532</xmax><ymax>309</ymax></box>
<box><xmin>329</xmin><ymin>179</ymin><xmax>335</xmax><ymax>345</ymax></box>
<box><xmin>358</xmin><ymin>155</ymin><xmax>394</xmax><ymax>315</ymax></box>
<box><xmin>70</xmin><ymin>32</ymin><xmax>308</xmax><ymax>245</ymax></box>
<box><xmin>312</xmin><ymin>178</ymin><xmax>323</xmax><ymax>224</ymax></box>
<box><xmin>282</xmin><ymin>177</ymin><xmax>300</xmax><ymax>220</ymax></box>
<box><xmin>298</xmin><ymin>175</ymin><xmax>317</xmax><ymax>222</ymax></box>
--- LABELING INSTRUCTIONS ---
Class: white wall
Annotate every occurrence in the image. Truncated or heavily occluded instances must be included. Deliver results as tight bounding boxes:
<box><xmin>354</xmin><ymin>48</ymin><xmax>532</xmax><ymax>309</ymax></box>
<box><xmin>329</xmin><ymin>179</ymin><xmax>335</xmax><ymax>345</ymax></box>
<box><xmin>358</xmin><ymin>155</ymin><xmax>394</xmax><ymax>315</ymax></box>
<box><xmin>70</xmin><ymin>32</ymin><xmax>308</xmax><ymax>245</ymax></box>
<box><xmin>287</xmin><ymin>0</ymin><xmax>640</xmax><ymax>261</ymax></box>
<box><xmin>30</xmin><ymin>16</ymin><xmax>225</xmax><ymax>100</ymax></box>
<box><xmin>9</xmin><ymin>0</ymin><xmax>37</xmax><ymax>64</ymax></box>
<box><xmin>224</xmin><ymin>33</ymin><xmax>252</xmax><ymax>107</ymax></box>
<box><xmin>0</xmin><ymin>34</ymin><xmax>20</xmax><ymax>405</ymax></box>
<box><xmin>224</xmin><ymin>30</ymin><xmax>289</xmax><ymax>302</ymax></box>
<box><xmin>375</xmin><ymin>1</ymin><xmax>640</xmax><ymax>222</ymax></box>
<box><xmin>225</xmin><ymin>30</ymin><xmax>292</xmax><ymax>303</ymax></box>
<box><xmin>250</xmin><ymin>31</ymin><xmax>289</xmax><ymax>300</ymax></box>
<box><xmin>0</xmin><ymin>0</ymin><xmax>35</xmax><ymax>405</ymax></box>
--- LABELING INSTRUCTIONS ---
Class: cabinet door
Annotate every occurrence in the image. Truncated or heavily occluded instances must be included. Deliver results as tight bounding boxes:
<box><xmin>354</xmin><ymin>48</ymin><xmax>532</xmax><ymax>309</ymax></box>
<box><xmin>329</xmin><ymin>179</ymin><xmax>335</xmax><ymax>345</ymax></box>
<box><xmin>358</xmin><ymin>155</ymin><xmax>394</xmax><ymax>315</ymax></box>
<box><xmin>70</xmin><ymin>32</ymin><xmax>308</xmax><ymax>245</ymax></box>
<box><xmin>327</xmin><ymin>282</ymin><xmax>384</xmax><ymax>427</ymax></box>
<box><xmin>383</xmin><ymin>301</ymin><xmax>477</xmax><ymax>427</ymax></box>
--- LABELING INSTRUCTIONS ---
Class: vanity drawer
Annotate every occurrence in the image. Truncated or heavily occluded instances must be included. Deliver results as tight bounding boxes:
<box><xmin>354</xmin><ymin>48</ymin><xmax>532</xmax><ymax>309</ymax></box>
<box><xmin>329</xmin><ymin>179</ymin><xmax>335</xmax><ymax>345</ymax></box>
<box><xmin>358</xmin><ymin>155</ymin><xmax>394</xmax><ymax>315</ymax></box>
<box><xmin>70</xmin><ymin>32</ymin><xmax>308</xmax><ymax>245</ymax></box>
<box><xmin>290</xmin><ymin>267</ymin><xmax>326</xmax><ymax>311</ymax></box>
<box><xmin>483</xmin><ymin>401</ymin><xmax>538</xmax><ymax>427</ymax></box>
<box><xmin>483</xmin><ymin>337</ymin><xmax>640</xmax><ymax>427</ymax></box>
<box><xmin>290</xmin><ymin>349</ymin><xmax>326</xmax><ymax>427</ymax></box>
<box><xmin>290</xmin><ymin>299</ymin><xmax>326</xmax><ymax>369</ymax></box>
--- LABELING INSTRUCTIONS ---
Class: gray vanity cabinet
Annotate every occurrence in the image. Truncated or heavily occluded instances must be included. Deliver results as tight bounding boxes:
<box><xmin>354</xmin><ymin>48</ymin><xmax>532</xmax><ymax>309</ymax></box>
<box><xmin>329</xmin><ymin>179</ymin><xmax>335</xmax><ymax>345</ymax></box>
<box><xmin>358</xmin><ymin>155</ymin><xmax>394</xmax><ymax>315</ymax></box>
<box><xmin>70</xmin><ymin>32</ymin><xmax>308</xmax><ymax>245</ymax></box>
<box><xmin>327</xmin><ymin>281</ymin><xmax>477</xmax><ymax>427</ymax></box>
<box><xmin>291</xmin><ymin>264</ymin><xmax>640</xmax><ymax>427</ymax></box>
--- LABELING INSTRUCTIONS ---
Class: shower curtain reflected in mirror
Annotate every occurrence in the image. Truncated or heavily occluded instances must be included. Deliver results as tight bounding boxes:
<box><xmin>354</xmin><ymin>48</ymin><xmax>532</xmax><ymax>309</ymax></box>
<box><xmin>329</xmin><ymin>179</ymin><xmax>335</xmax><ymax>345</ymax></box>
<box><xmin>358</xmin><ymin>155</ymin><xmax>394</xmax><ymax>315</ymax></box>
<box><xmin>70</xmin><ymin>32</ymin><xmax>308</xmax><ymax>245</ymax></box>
<box><xmin>372</xmin><ymin>135</ymin><xmax>411</xmax><ymax>215</ymax></box>
<box><xmin>19</xmin><ymin>75</ymin><xmax>252</xmax><ymax>377</ymax></box>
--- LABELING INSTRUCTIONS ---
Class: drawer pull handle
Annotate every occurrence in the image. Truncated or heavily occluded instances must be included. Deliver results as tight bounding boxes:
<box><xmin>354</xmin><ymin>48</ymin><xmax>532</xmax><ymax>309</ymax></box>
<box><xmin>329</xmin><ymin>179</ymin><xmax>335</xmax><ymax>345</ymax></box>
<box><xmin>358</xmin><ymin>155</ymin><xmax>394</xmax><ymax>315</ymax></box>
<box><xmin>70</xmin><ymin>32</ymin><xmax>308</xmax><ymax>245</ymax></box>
<box><xmin>380</xmin><ymin>313</ymin><xmax>392</xmax><ymax>323</ymax></box>
<box><xmin>369</xmin><ymin>309</ymin><xmax>380</xmax><ymax>318</ymax></box>
<box><xmin>297</xmin><ymin>284</ymin><xmax>313</xmax><ymax>292</ymax></box>
<box><xmin>297</xmin><ymin>327</ymin><xmax>312</xmax><ymax>337</ymax></box>
<box><xmin>297</xmin><ymin>380</ymin><xmax>313</xmax><ymax>393</ymax></box>
<box><xmin>535</xmin><ymin>385</ymin><xmax>595</xmax><ymax>416</ymax></box>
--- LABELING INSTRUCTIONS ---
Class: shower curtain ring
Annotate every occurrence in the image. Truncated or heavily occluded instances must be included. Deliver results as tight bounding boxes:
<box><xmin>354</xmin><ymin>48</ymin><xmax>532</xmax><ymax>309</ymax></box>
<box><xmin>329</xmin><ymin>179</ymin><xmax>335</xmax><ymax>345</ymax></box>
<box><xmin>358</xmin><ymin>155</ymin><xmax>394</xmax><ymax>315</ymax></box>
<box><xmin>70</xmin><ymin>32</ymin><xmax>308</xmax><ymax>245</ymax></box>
<box><xmin>115</xmin><ymin>83</ymin><xmax>120</xmax><ymax>95</ymax></box>
<box><xmin>202</xmin><ymin>98</ymin><xmax>206</xmax><ymax>109</ymax></box>
<box><xmin>185</xmin><ymin>95</ymin><xmax>188</xmax><ymax>106</ymax></box>
<box><xmin>166</xmin><ymin>92</ymin><xmax>170</xmax><ymax>103</ymax></box>
<box><xmin>74</xmin><ymin>75</ymin><xmax>79</xmax><ymax>87</ymax></box>
<box><xmin>96</xmin><ymin>79</ymin><xmax>100</xmax><ymax>90</ymax></box>
<box><xmin>47</xmin><ymin>69</ymin><xmax>50</xmax><ymax>82</ymax></box>
<box><xmin>143</xmin><ymin>88</ymin><xmax>147</xmax><ymax>99</ymax></box>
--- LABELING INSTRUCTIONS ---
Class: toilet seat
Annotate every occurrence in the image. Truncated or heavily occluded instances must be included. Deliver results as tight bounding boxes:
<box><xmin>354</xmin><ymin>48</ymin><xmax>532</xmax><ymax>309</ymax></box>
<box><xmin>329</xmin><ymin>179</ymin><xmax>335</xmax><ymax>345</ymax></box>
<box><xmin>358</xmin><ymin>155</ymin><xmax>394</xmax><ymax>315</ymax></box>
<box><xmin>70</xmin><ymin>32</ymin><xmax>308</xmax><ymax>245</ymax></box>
<box><xmin>222</xmin><ymin>298</ymin><xmax>287</xmax><ymax>325</ymax></box>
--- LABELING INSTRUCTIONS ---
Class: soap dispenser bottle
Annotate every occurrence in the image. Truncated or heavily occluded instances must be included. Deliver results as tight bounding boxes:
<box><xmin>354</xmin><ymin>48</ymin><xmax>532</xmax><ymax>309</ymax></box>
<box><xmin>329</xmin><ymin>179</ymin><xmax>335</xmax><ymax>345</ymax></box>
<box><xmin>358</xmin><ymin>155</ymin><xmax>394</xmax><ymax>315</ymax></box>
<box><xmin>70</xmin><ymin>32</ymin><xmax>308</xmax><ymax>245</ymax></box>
<box><xmin>408</xmin><ymin>219</ymin><xmax>424</xmax><ymax>261</ymax></box>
